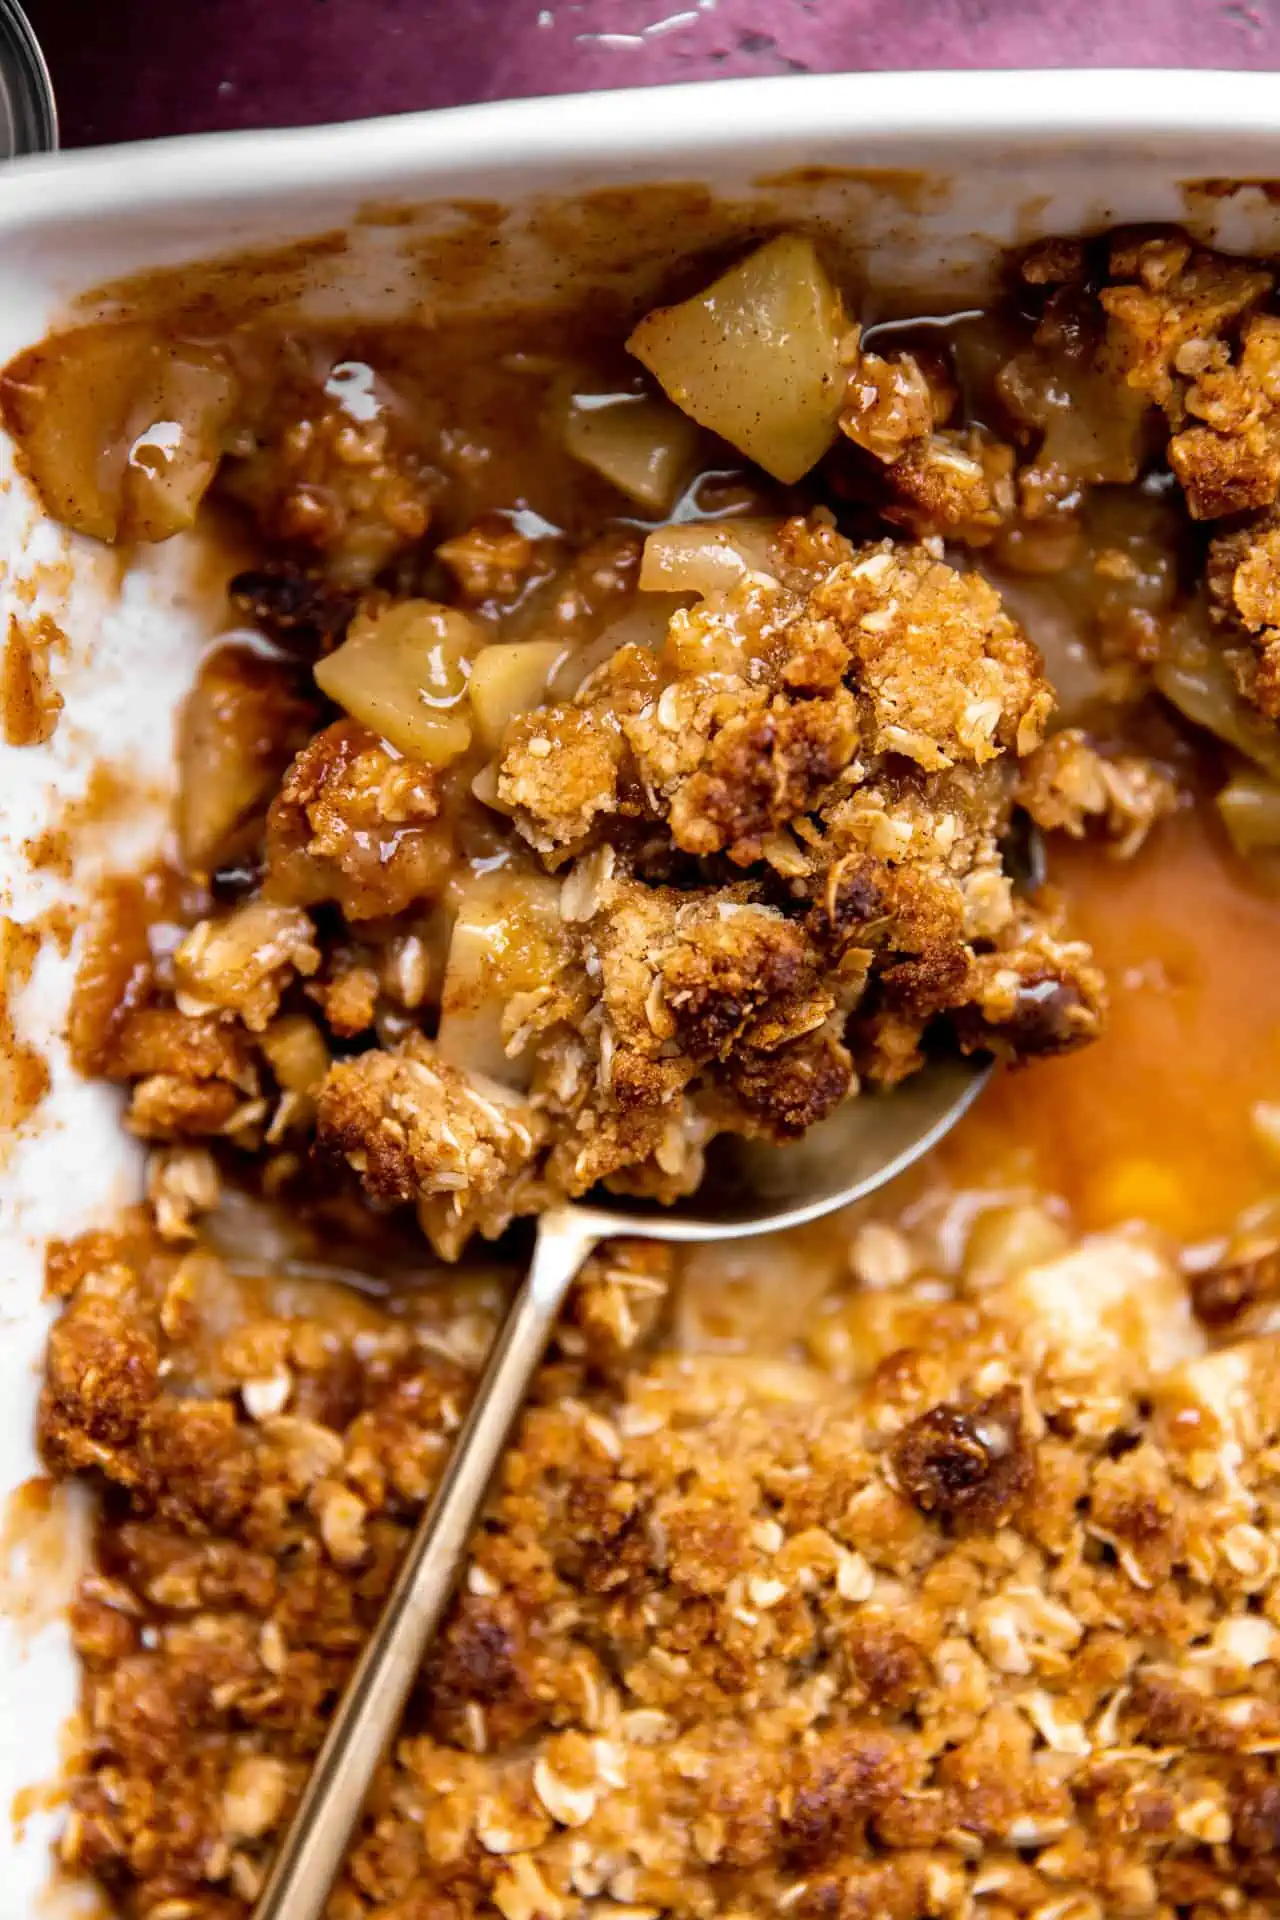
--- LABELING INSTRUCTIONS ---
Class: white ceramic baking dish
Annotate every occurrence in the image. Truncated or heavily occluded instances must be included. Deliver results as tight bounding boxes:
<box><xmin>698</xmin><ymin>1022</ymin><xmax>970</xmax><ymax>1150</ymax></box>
<box><xmin>6</xmin><ymin>70</ymin><xmax>1280</xmax><ymax>1913</ymax></box>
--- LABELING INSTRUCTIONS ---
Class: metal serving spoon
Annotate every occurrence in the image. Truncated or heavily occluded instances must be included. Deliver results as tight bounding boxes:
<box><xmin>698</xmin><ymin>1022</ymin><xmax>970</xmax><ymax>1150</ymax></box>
<box><xmin>252</xmin><ymin>1045</ymin><xmax>993</xmax><ymax>1920</ymax></box>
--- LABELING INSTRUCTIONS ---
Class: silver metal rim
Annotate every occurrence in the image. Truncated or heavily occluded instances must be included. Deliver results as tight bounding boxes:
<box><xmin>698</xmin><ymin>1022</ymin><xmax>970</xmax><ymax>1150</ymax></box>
<box><xmin>0</xmin><ymin>0</ymin><xmax>57</xmax><ymax>154</ymax></box>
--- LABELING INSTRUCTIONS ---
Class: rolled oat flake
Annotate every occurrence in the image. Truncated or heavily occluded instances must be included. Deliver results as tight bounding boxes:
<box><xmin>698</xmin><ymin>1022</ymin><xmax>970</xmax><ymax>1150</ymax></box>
<box><xmin>0</xmin><ymin>0</ymin><xmax>55</xmax><ymax>156</ymax></box>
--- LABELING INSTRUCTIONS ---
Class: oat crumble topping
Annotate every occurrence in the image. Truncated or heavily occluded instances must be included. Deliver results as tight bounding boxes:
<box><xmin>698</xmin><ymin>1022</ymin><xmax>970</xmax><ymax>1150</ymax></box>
<box><xmin>37</xmin><ymin>1209</ymin><xmax>1280</xmax><ymax>1920</ymax></box>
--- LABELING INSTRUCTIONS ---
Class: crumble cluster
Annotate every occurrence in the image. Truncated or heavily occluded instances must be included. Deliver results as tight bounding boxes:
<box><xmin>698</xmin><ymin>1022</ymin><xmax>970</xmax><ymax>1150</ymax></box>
<box><xmin>845</xmin><ymin>227</ymin><xmax>1280</xmax><ymax>728</ymax></box>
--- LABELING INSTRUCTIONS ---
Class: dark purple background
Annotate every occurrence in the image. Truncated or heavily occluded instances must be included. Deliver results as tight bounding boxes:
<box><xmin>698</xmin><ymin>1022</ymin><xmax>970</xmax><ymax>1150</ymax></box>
<box><xmin>23</xmin><ymin>0</ymin><xmax>1280</xmax><ymax>150</ymax></box>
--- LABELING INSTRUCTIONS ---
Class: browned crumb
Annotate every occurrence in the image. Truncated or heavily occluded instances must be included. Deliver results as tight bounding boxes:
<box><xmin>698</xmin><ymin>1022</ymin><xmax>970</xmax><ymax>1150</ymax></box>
<box><xmin>264</xmin><ymin>719</ymin><xmax>453</xmax><ymax>921</ymax></box>
<box><xmin>96</xmin><ymin>1004</ymin><xmax>261</xmax><ymax>1145</ymax></box>
<box><xmin>497</xmin><ymin>705</ymin><xmax>628</xmax><ymax>857</ymax></box>
<box><xmin>319</xmin><ymin>1031</ymin><xmax>546</xmax><ymax>1208</ymax></box>
<box><xmin>1098</xmin><ymin>233</ymin><xmax>1272</xmax><ymax>412</ymax></box>
<box><xmin>839</xmin><ymin>340</ymin><xmax>1015</xmax><ymax>543</ymax></box>
<box><xmin>223</xmin><ymin>377</ymin><xmax>435</xmax><ymax>587</ymax></box>
<box><xmin>1208</xmin><ymin>511</ymin><xmax>1280</xmax><ymax>719</ymax></box>
<box><xmin>436</xmin><ymin>515</ymin><xmax>542</xmax><ymax>607</ymax></box>
<box><xmin>564</xmin><ymin>1239</ymin><xmax>673</xmax><ymax>1369</ymax></box>
<box><xmin>306</xmin><ymin>958</ymin><xmax>381</xmax><ymax>1038</ymax></box>
<box><xmin>173</xmin><ymin>902</ymin><xmax>320</xmax><ymax>1034</ymax></box>
<box><xmin>1169</xmin><ymin>313</ymin><xmax>1280</xmax><ymax>520</ymax></box>
<box><xmin>959</xmin><ymin>932</ymin><xmax>1107</xmax><ymax>1060</ymax></box>
<box><xmin>108</xmin><ymin>1007</ymin><xmax>258</xmax><ymax>1092</ymax></box>
<box><xmin>1015</xmin><ymin>729</ymin><xmax>1179</xmax><ymax>856</ymax></box>
<box><xmin>717</xmin><ymin>1026</ymin><xmax>854</xmax><ymax>1137</ymax></box>
<box><xmin>319</xmin><ymin>1034</ymin><xmax>549</xmax><ymax>1256</ymax></box>
<box><xmin>1095</xmin><ymin>234</ymin><xmax>1280</xmax><ymax>520</ymax></box>
<box><xmin>840</xmin><ymin>339</ymin><xmax>953</xmax><ymax>464</ymax></box>
<box><xmin>883</xmin><ymin>428</ymin><xmax>1017</xmax><ymax>544</ymax></box>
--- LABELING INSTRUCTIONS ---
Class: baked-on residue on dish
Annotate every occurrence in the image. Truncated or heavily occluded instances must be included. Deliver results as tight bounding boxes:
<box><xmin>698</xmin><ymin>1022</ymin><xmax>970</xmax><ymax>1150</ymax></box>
<box><xmin>13</xmin><ymin>223</ymin><xmax>1280</xmax><ymax>1917</ymax></box>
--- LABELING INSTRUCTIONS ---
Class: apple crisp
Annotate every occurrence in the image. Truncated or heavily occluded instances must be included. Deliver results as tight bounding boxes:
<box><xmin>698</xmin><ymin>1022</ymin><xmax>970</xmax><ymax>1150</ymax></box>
<box><xmin>11</xmin><ymin>217</ymin><xmax>1280</xmax><ymax>1919</ymax></box>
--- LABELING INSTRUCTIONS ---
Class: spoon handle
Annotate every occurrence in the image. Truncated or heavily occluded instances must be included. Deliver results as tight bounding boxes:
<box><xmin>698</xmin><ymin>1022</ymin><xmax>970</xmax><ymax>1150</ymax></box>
<box><xmin>253</xmin><ymin>1207</ymin><xmax>605</xmax><ymax>1920</ymax></box>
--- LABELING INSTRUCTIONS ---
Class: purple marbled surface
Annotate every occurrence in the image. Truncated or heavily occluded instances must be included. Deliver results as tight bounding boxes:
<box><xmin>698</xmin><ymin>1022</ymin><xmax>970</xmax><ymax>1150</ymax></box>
<box><xmin>22</xmin><ymin>0</ymin><xmax>1280</xmax><ymax>150</ymax></box>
